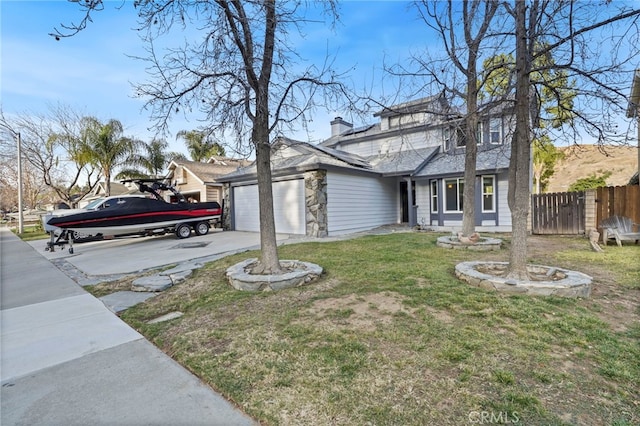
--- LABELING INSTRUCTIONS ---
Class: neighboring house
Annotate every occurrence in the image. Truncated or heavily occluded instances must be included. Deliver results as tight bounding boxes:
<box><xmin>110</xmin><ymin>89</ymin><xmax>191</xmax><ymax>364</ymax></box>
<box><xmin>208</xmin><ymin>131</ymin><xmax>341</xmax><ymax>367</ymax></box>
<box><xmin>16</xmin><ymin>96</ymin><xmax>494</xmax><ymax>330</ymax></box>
<box><xmin>167</xmin><ymin>157</ymin><xmax>251</xmax><ymax>204</ymax></box>
<box><xmin>77</xmin><ymin>181</ymin><xmax>142</xmax><ymax>208</ymax></box>
<box><xmin>219</xmin><ymin>95</ymin><xmax>515</xmax><ymax>237</ymax></box>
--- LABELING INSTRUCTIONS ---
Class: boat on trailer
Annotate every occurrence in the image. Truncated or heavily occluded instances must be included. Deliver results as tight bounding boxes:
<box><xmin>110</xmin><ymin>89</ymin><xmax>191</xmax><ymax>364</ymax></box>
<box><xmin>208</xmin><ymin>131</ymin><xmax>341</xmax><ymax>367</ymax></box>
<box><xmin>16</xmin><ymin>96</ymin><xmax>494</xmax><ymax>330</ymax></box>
<box><xmin>45</xmin><ymin>179</ymin><xmax>223</xmax><ymax>253</ymax></box>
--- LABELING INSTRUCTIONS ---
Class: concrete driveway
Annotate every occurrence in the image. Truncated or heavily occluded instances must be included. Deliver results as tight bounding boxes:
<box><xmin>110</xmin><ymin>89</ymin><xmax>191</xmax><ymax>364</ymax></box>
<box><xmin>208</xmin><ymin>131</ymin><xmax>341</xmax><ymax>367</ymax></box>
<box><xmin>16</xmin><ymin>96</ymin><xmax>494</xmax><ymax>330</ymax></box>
<box><xmin>29</xmin><ymin>229</ymin><xmax>300</xmax><ymax>276</ymax></box>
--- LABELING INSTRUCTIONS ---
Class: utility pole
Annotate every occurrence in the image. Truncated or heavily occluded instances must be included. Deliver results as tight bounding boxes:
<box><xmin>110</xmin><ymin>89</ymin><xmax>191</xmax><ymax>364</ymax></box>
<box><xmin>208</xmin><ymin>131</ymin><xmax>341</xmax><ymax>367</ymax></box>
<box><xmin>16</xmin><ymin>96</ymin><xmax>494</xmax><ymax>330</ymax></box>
<box><xmin>17</xmin><ymin>132</ymin><xmax>24</xmax><ymax>234</ymax></box>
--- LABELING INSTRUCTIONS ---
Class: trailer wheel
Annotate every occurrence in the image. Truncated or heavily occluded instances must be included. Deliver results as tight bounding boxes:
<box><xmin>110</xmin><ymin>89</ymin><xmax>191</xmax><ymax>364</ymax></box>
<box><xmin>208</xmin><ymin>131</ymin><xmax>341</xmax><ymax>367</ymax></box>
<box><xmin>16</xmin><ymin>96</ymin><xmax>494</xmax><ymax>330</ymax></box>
<box><xmin>175</xmin><ymin>223</ymin><xmax>192</xmax><ymax>239</ymax></box>
<box><xmin>194</xmin><ymin>221</ymin><xmax>210</xmax><ymax>236</ymax></box>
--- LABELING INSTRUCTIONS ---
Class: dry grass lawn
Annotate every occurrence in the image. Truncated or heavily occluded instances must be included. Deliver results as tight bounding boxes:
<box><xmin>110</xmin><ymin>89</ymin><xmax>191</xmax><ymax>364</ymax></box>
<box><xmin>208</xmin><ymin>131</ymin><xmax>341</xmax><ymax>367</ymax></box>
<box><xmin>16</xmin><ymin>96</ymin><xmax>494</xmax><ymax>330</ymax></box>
<box><xmin>118</xmin><ymin>233</ymin><xmax>640</xmax><ymax>426</ymax></box>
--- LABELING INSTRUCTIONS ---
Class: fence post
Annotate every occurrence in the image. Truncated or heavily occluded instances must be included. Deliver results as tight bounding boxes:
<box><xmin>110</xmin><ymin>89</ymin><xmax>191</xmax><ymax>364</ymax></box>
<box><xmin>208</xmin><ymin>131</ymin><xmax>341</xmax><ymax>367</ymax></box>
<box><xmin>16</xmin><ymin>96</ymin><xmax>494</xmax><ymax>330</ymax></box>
<box><xmin>584</xmin><ymin>189</ymin><xmax>596</xmax><ymax>232</ymax></box>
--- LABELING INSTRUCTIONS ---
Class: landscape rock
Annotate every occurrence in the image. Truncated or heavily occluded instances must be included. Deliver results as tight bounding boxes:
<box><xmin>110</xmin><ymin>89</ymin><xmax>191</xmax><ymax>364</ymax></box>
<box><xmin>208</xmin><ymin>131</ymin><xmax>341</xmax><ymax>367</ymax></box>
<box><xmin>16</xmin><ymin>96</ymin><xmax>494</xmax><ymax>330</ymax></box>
<box><xmin>226</xmin><ymin>258</ymin><xmax>323</xmax><ymax>291</ymax></box>
<box><xmin>168</xmin><ymin>269</ymin><xmax>193</xmax><ymax>284</ymax></box>
<box><xmin>455</xmin><ymin>261</ymin><xmax>592</xmax><ymax>298</ymax></box>
<box><xmin>100</xmin><ymin>291</ymin><xmax>157</xmax><ymax>313</ymax></box>
<box><xmin>132</xmin><ymin>275</ymin><xmax>174</xmax><ymax>292</ymax></box>
<box><xmin>147</xmin><ymin>311</ymin><xmax>184</xmax><ymax>324</ymax></box>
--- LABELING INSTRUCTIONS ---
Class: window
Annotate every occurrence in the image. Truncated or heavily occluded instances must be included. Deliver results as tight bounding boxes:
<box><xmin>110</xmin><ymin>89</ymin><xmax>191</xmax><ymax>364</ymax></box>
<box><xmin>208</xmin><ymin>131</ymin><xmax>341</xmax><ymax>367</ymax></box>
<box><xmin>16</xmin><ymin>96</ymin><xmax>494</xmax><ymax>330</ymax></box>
<box><xmin>482</xmin><ymin>176</ymin><xmax>495</xmax><ymax>212</ymax></box>
<box><xmin>443</xmin><ymin>127</ymin><xmax>451</xmax><ymax>151</ymax></box>
<box><xmin>477</xmin><ymin>122</ymin><xmax>484</xmax><ymax>145</ymax></box>
<box><xmin>490</xmin><ymin>118</ymin><xmax>502</xmax><ymax>144</ymax></box>
<box><xmin>454</xmin><ymin>124</ymin><xmax>482</xmax><ymax>147</ymax></box>
<box><xmin>444</xmin><ymin>178</ymin><xmax>464</xmax><ymax>212</ymax></box>
<box><xmin>430</xmin><ymin>180</ymin><xmax>438</xmax><ymax>213</ymax></box>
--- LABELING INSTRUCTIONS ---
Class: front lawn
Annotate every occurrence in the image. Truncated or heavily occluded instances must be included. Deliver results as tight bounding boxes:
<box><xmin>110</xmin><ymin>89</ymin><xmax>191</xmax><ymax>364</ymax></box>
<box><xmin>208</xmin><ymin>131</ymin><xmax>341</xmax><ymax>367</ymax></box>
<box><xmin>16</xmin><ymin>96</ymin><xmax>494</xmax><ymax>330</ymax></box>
<box><xmin>12</xmin><ymin>225</ymin><xmax>49</xmax><ymax>241</ymax></box>
<box><xmin>121</xmin><ymin>233</ymin><xmax>640</xmax><ymax>425</ymax></box>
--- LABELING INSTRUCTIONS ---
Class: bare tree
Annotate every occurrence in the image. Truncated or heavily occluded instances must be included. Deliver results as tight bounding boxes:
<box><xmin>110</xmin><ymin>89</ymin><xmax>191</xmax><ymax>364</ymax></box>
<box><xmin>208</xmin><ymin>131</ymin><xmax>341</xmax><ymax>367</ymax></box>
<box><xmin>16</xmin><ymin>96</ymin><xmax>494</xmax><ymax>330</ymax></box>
<box><xmin>0</xmin><ymin>154</ymin><xmax>53</xmax><ymax>211</ymax></box>
<box><xmin>53</xmin><ymin>0</ymin><xmax>350</xmax><ymax>273</ymax></box>
<box><xmin>0</xmin><ymin>106</ymin><xmax>100</xmax><ymax>207</ymax></box>
<box><xmin>504</xmin><ymin>1</ymin><xmax>640</xmax><ymax>279</ymax></box>
<box><xmin>397</xmin><ymin>1</ymin><xmax>639</xmax><ymax>278</ymax></box>
<box><xmin>412</xmin><ymin>0</ymin><xmax>501</xmax><ymax>237</ymax></box>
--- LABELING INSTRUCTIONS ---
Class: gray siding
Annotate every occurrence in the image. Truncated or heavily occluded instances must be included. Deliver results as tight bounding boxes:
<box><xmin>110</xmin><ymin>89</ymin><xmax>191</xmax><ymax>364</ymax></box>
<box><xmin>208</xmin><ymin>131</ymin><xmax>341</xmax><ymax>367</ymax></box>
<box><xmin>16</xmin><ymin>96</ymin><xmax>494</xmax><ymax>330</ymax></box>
<box><xmin>496</xmin><ymin>173</ymin><xmax>512</xmax><ymax>227</ymax></box>
<box><xmin>327</xmin><ymin>172</ymin><xmax>397</xmax><ymax>235</ymax></box>
<box><xmin>415</xmin><ymin>181</ymin><xmax>432</xmax><ymax>226</ymax></box>
<box><xmin>339</xmin><ymin>130</ymin><xmax>439</xmax><ymax>157</ymax></box>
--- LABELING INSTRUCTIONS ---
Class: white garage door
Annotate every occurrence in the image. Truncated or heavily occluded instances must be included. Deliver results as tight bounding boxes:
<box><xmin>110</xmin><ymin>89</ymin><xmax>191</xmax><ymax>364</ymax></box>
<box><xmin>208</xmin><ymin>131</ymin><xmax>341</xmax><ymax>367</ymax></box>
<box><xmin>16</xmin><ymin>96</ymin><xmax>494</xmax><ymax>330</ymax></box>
<box><xmin>233</xmin><ymin>179</ymin><xmax>305</xmax><ymax>234</ymax></box>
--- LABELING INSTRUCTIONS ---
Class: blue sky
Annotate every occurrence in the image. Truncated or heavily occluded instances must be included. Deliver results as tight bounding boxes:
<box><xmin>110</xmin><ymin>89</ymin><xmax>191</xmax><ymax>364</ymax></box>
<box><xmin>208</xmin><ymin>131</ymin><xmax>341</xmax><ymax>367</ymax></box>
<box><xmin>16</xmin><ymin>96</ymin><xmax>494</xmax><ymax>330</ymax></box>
<box><xmin>2</xmin><ymin>1</ymin><xmax>637</xmax><ymax>158</ymax></box>
<box><xmin>1</xmin><ymin>1</ymin><xmax>432</xmax><ymax>156</ymax></box>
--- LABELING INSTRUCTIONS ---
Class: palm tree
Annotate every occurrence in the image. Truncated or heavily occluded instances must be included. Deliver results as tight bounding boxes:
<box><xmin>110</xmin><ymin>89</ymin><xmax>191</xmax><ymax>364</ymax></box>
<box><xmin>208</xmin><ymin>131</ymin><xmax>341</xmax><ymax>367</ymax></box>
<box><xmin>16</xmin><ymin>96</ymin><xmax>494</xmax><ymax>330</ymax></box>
<box><xmin>117</xmin><ymin>138</ymin><xmax>183</xmax><ymax>180</ymax></box>
<box><xmin>81</xmin><ymin>118</ymin><xmax>144</xmax><ymax>196</ymax></box>
<box><xmin>176</xmin><ymin>130</ymin><xmax>225</xmax><ymax>162</ymax></box>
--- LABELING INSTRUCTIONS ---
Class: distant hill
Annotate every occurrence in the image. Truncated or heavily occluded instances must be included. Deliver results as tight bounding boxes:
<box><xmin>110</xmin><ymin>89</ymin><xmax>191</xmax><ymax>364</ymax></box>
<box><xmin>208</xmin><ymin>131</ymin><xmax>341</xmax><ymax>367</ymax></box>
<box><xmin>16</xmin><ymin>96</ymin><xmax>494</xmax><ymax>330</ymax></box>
<box><xmin>545</xmin><ymin>145</ymin><xmax>638</xmax><ymax>193</ymax></box>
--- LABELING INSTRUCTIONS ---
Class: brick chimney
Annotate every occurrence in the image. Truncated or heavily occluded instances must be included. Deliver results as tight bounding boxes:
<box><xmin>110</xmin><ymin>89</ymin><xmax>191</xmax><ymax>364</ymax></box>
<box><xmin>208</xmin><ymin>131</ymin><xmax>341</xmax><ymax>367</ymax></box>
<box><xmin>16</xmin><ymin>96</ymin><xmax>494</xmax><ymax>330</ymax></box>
<box><xmin>330</xmin><ymin>116</ymin><xmax>353</xmax><ymax>137</ymax></box>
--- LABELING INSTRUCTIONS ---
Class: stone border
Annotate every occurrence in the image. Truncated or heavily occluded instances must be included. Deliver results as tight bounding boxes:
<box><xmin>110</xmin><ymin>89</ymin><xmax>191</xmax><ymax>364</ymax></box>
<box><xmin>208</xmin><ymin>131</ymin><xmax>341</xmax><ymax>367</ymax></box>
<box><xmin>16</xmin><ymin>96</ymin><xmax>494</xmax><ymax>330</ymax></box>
<box><xmin>226</xmin><ymin>258</ymin><xmax>323</xmax><ymax>291</ymax></box>
<box><xmin>455</xmin><ymin>261</ymin><xmax>592</xmax><ymax>298</ymax></box>
<box><xmin>436</xmin><ymin>236</ymin><xmax>502</xmax><ymax>251</ymax></box>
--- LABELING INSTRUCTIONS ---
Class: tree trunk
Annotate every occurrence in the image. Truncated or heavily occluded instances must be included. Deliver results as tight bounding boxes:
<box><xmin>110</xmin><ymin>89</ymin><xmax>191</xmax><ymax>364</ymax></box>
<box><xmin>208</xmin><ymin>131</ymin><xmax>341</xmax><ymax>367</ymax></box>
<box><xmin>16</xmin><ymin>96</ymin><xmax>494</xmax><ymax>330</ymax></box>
<box><xmin>254</xmin><ymin>134</ymin><xmax>282</xmax><ymax>274</ymax></box>
<box><xmin>460</xmin><ymin>2</ymin><xmax>478</xmax><ymax>238</ymax></box>
<box><xmin>506</xmin><ymin>0</ymin><xmax>531</xmax><ymax>280</ymax></box>
<box><xmin>251</xmin><ymin>0</ymin><xmax>281</xmax><ymax>274</ymax></box>
<box><xmin>461</xmin><ymin>80</ymin><xmax>479</xmax><ymax>237</ymax></box>
<box><xmin>461</xmin><ymin>118</ymin><xmax>478</xmax><ymax>237</ymax></box>
<box><xmin>105</xmin><ymin>170</ymin><xmax>111</xmax><ymax>196</ymax></box>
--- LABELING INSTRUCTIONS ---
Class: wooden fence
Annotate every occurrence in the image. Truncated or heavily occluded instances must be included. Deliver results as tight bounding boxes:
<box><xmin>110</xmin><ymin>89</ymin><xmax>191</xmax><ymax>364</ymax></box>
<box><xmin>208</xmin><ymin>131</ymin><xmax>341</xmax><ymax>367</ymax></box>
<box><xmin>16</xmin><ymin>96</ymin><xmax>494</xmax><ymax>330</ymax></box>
<box><xmin>595</xmin><ymin>185</ymin><xmax>640</xmax><ymax>227</ymax></box>
<box><xmin>531</xmin><ymin>191</ymin><xmax>585</xmax><ymax>235</ymax></box>
<box><xmin>531</xmin><ymin>185</ymin><xmax>640</xmax><ymax>235</ymax></box>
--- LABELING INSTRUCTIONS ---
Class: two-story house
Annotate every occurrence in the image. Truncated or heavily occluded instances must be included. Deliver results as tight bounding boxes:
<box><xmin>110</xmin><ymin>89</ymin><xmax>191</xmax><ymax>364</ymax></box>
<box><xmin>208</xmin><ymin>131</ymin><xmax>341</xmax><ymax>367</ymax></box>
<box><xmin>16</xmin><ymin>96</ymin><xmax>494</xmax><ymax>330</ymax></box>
<box><xmin>219</xmin><ymin>95</ymin><xmax>514</xmax><ymax>236</ymax></box>
<box><xmin>167</xmin><ymin>157</ymin><xmax>251</xmax><ymax>204</ymax></box>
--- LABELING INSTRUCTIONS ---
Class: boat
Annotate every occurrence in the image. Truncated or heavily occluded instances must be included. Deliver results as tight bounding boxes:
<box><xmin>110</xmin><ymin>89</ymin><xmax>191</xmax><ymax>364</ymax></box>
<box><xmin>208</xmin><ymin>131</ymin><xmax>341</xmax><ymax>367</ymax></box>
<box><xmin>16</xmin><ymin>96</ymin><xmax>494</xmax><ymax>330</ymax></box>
<box><xmin>42</xmin><ymin>194</ymin><xmax>150</xmax><ymax>236</ymax></box>
<box><xmin>45</xmin><ymin>179</ymin><xmax>223</xmax><ymax>253</ymax></box>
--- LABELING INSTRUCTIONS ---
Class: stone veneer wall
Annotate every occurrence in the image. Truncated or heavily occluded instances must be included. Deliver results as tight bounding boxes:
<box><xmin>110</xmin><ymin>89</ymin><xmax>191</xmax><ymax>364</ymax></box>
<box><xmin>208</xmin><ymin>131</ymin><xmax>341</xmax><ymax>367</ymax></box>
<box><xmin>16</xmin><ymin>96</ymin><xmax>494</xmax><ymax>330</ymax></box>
<box><xmin>221</xmin><ymin>184</ymin><xmax>232</xmax><ymax>231</ymax></box>
<box><xmin>305</xmin><ymin>170</ymin><xmax>328</xmax><ymax>237</ymax></box>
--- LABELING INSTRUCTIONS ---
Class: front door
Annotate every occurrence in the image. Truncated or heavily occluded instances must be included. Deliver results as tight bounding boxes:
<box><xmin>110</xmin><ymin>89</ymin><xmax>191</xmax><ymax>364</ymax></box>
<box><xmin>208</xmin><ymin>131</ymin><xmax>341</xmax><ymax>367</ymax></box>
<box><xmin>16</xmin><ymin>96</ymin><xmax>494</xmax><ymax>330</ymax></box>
<box><xmin>400</xmin><ymin>181</ymin><xmax>416</xmax><ymax>223</ymax></box>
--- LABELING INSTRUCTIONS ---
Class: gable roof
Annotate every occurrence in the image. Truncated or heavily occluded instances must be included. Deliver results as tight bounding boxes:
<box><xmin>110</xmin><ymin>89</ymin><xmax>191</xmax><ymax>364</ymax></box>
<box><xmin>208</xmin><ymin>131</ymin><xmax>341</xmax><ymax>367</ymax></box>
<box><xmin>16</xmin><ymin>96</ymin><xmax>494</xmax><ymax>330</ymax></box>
<box><xmin>168</xmin><ymin>158</ymin><xmax>250</xmax><ymax>184</ymax></box>
<box><xmin>218</xmin><ymin>138</ymin><xmax>374</xmax><ymax>183</ymax></box>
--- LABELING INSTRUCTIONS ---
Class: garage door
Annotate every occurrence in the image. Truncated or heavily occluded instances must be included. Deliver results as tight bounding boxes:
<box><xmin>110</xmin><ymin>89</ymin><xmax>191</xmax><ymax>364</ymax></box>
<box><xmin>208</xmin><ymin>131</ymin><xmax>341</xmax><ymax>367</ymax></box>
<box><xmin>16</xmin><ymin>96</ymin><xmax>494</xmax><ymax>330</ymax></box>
<box><xmin>233</xmin><ymin>179</ymin><xmax>305</xmax><ymax>234</ymax></box>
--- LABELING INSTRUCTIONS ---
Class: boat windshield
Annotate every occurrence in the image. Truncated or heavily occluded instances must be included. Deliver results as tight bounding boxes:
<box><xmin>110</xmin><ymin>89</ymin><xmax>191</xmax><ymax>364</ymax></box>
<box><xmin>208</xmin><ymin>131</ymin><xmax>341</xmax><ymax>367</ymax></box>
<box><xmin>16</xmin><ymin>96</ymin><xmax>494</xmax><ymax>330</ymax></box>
<box><xmin>84</xmin><ymin>198</ymin><xmax>106</xmax><ymax>210</ymax></box>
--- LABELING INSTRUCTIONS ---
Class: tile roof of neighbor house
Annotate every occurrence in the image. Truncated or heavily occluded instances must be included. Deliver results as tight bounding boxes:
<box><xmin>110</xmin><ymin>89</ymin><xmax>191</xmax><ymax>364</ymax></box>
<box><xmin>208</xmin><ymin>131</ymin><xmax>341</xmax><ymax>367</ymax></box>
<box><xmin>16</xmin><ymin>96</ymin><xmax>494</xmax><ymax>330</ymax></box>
<box><xmin>169</xmin><ymin>157</ymin><xmax>251</xmax><ymax>183</ymax></box>
<box><xmin>413</xmin><ymin>145</ymin><xmax>511</xmax><ymax>178</ymax></box>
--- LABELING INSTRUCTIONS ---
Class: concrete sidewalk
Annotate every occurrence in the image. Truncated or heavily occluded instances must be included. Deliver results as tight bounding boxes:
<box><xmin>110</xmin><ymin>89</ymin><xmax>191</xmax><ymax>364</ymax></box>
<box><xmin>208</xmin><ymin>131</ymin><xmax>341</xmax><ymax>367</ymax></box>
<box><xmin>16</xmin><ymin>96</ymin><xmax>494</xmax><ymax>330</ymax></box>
<box><xmin>0</xmin><ymin>228</ymin><xmax>256</xmax><ymax>425</ymax></box>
